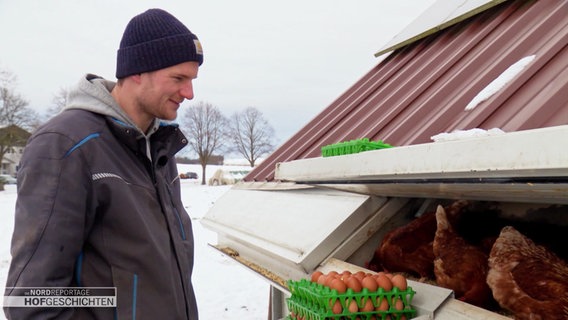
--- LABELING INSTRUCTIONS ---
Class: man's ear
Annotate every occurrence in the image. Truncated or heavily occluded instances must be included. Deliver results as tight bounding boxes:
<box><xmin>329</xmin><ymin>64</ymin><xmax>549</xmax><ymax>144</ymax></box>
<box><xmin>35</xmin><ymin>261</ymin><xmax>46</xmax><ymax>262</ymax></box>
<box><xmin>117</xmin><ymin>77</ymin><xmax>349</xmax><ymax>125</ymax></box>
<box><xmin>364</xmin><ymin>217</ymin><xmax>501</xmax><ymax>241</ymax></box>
<box><xmin>131</xmin><ymin>74</ymin><xmax>142</xmax><ymax>84</ymax></box>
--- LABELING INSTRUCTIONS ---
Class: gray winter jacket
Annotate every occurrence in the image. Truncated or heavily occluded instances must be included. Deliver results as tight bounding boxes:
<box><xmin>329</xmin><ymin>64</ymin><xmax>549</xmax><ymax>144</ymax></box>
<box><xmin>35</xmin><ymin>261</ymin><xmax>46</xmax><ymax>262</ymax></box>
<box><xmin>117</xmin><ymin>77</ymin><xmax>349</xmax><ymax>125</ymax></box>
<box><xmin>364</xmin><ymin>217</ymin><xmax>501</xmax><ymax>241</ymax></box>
<box><xmin>4</xmin><ymin>74</ymin><xmax>198</xmax><ymax>319</ymax></box>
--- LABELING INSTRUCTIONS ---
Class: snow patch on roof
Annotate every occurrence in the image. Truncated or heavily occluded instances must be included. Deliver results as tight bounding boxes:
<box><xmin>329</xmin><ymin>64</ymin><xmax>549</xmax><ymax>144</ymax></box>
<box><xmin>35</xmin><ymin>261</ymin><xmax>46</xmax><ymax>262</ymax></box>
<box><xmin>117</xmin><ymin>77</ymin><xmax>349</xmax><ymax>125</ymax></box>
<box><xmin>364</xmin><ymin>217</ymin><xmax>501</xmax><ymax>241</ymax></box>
<box><xmin>465</xmin><ymin>55</ymin><xmax>536</xmax><ymax>111</ymax></box>
<box><xmin>431</xmin><ymin>127</ymin><xmax>505</xmax><ymax>142</ymax></box>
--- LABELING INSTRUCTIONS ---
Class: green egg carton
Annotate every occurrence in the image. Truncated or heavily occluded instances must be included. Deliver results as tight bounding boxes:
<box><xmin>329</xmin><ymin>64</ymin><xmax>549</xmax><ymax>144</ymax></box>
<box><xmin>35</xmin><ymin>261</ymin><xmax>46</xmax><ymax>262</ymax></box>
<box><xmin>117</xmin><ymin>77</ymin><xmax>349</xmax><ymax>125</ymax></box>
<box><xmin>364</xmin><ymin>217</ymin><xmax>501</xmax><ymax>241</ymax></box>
<box><xmin>321</xmin><ymin>138</ymin><xmax>393</xmax><ymax>157</ymax></box>
<box><xmin>286</xmin><ymin>279</ymin><xmax>416</xmax><ymax>320</ymax></box>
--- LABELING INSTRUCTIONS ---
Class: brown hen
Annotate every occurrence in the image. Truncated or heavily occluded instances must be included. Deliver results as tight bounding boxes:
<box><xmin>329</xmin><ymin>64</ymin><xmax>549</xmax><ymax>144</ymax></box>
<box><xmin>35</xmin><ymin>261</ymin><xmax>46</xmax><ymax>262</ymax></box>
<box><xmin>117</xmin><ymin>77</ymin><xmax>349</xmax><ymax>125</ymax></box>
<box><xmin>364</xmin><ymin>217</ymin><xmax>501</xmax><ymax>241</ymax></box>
<box><xmin>433</xmin><ymin>205</ymin><xmax>493</xmax><ymax>308</ymax></box>
<box><xmin>370</xmin><ymin>200</ymin><xmax>470</xmax><ymax>278</ymax></box>
<box><xmin>372</xmin><ymin>209</ymin><xmax>436</xmax><ymax>278</ymax></box>
<box><xmin>487</xmin><ymin>226</ymin><xmax>568</xmax><ymax>320</ymax></box>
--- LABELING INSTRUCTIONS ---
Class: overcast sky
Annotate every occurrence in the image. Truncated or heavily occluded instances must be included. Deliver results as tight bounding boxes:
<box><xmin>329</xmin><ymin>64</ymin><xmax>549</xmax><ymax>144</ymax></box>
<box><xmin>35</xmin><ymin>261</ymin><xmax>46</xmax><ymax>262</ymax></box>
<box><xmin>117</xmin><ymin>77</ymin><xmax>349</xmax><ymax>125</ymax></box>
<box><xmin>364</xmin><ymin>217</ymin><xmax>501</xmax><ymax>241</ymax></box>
<box><xmin>0</xmin><ymin>0</ymin><xmax>436</xmax><ymax>144</ymax></box>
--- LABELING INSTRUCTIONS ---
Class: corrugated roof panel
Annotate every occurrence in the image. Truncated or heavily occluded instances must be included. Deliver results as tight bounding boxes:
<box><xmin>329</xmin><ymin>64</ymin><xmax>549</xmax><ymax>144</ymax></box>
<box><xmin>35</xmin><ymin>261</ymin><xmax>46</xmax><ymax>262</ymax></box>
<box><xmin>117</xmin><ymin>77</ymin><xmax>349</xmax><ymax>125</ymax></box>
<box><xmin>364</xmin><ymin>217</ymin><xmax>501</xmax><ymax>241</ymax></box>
<box><xmin>247</xmin><ymin>0</ymin><xmax>568</xmax><ymax>182</ymax></box>
<box><xmin>375</xmin><ymin>0</ymin><xmax>508</xmax><ymax>56</ymax></box>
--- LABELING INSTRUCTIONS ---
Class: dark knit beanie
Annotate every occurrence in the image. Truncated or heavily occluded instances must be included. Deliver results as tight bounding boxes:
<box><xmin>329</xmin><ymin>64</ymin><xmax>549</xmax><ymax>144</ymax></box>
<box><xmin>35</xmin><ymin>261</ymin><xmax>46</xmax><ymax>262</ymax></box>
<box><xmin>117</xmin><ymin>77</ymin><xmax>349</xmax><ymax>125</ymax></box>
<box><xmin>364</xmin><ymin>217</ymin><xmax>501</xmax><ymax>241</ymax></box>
<box><xmin>116</xmin><ymin>8</ymin><xmax>203</xmax><ymax>79</ymax></box>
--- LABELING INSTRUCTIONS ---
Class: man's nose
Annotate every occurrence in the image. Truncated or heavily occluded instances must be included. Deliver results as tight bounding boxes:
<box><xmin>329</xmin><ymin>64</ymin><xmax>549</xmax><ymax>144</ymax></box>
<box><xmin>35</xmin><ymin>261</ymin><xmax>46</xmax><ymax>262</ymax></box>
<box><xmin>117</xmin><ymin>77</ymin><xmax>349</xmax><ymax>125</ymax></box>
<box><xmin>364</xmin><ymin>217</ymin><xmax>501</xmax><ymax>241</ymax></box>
<box><xmin>180</xmin><ymin>81</ymin><xmax>194</xmax><ymax>100</ymax></box>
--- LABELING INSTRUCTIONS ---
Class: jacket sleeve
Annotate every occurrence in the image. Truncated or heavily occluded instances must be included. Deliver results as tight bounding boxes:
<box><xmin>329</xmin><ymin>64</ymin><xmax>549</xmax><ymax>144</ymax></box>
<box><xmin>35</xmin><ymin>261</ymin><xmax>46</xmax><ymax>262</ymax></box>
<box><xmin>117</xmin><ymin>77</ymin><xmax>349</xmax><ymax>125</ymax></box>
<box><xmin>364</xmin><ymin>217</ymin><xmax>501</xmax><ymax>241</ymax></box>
<box><xmin>4</xmin><ymin>131</ymin><xmax>93</xmax><ymax>320</ymax></box>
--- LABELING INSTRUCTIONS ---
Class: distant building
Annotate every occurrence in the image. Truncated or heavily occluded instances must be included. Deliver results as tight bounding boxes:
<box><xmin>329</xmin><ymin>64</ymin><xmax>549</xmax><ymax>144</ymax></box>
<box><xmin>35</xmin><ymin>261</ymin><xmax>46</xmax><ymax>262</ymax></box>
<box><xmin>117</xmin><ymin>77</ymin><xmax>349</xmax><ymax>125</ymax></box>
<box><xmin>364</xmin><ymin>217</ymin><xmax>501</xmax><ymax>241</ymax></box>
<box><xmin>0</xmin><ymin>125</ymin><xmax>31</xmax><ymax>176</ymax></box>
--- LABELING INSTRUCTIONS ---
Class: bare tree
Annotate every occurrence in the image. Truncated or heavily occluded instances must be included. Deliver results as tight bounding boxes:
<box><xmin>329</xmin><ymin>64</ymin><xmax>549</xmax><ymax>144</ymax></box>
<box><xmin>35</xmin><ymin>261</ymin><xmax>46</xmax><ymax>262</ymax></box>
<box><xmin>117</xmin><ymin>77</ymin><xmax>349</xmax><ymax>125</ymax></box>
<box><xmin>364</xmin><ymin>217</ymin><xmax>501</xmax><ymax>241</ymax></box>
<box><xmin>229</xmin><ymin>107</ymin><xmax>275</xmax><ymax>167</ymax></box>
<box><xmin>181</xmin><ymin>101</ymin><xmax>228</xmax><ymax>185</ymax></box>
<box><xmin>0</xmin><ymin>69</ymin><xmax>38</xmax><ymax>174</ymax></box>
<box><xmin>0</xmin><ymin>69</ymin><xmax>37</xmax><ymax>130</ymax></box>
<box><xmin>46</xmin><ymin>87</ymin><xmax>69</xmax><ymax>117</ymax></box>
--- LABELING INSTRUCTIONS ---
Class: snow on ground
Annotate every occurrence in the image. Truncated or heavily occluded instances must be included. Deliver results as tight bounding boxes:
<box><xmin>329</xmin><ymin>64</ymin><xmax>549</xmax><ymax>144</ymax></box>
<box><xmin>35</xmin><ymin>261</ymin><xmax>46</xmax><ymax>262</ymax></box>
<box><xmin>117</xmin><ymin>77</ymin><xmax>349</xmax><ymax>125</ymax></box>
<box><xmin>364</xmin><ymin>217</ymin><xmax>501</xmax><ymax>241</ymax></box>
<box><xmin>0</xmin><ymin>164</ymin><xmax>270</xmax><ymax>319</ymax></box>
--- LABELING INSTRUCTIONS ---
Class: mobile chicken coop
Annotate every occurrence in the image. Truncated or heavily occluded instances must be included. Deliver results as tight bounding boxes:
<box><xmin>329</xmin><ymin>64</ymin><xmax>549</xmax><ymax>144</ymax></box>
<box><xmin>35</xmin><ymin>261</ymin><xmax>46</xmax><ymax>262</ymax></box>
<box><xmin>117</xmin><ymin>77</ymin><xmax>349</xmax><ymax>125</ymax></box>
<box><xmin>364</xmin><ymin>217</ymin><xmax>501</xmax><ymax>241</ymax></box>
<box><xmin>201</xmin><ymin>0</ymin><xmax>568</xmax><ymax>319</ymax></box>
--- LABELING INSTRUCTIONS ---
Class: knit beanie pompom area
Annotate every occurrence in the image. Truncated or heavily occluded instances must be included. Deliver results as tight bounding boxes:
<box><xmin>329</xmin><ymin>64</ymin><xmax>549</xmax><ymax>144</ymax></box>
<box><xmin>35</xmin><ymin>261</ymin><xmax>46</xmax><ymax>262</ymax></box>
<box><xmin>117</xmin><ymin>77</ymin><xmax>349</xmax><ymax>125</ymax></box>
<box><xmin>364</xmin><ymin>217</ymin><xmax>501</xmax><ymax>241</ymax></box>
<box><xmin>116</xmin><ymin>8</ymin><xmax>203</xmax><ymax>79</ymax></box>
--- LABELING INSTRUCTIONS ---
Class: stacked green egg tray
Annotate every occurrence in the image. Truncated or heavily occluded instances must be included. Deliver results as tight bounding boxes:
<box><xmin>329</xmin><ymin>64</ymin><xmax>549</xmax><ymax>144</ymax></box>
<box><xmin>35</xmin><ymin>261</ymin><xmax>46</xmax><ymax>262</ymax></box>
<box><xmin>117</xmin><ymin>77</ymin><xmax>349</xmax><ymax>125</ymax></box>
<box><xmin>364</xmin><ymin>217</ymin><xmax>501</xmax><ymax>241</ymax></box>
<box><xmin>321</xmin><ymin>138</ymin><xmax>393</xmax><ymax>157</ymax></box>
<box><xmin>286</xmin><ymin>279</ymin><xmax>416</xmax><ymax>320</ymax></box>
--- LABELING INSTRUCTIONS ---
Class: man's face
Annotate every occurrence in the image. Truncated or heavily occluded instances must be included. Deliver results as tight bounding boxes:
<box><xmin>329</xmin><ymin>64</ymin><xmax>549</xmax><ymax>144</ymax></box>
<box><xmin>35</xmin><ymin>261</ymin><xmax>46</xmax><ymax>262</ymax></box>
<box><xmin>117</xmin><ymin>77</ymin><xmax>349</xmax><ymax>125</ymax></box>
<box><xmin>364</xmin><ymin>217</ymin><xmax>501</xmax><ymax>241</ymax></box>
<box><xmin>136</xmin><ymin>61</ymin><xmax>199</xmax><ymax>121</ymax></box>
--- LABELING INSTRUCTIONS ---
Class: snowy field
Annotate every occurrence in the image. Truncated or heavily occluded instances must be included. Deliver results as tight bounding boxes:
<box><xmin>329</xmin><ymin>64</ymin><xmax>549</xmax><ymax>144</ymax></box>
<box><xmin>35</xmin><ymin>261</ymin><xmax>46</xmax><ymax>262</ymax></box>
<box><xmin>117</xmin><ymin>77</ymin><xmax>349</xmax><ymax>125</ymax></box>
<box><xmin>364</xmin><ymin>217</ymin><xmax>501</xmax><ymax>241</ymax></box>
<box><xmin>0</xmin><ymin>163</ymin><xmax>270</xmax><ymax>319</ymax></box>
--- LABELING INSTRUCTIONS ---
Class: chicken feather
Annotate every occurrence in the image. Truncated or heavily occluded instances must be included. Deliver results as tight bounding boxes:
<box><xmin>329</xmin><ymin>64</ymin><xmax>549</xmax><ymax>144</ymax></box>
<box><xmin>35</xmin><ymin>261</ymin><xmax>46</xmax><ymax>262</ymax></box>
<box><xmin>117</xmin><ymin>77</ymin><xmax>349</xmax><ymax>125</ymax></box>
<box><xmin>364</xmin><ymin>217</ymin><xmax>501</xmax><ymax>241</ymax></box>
<box><xmin>433</xmin><ymin>205</ymin><xmax>494</xmax><ymax>308</ymax></box>
<box><xmin>372</xmin><ymin>210</ymin><xmax>436</xmax><ymax>278</ymax></box>
<box><xmin>487</xmin><ymin>226</ymin><xmax>568</xmax><ymax>320</ymax></box>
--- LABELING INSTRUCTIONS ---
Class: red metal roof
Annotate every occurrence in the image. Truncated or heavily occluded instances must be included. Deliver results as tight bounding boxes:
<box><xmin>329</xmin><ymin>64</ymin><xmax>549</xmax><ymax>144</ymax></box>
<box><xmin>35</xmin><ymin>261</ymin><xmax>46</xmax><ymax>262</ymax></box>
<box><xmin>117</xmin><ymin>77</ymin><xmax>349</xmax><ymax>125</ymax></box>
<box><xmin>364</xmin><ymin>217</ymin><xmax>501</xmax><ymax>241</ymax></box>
<box><xmin>247</xmin><ymin>0</ymin><xmax>568</xmax><ymax>182</ymax></box>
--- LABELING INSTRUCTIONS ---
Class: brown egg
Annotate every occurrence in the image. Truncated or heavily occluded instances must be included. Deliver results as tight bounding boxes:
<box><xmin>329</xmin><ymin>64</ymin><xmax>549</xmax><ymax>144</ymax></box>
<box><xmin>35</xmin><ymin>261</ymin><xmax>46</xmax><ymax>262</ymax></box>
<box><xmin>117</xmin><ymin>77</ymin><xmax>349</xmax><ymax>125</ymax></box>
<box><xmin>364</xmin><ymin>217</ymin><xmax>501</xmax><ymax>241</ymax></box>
<box><xmin>391</xmin><ymin>274</ymin><xmax>408</xmax><ymax>291</ymax></box>
<box><xmin>347</xmin><ymin>299</ymin><xmax>359</xmax><ymax>313</ymax></box>
<box><xmin>345</xmin><ymin>276</ymin><xmax>362</xmax><ymax>292</ymax></box>
<box><xmin>327</xmin><ymin>270</ymin><xmax>339</xmax><ymax>278</ymax></box>
<box><xmin>361</xmin><ymin>298</ymin><xmax>374</xmax><ymax>312</ymax></box>
<box><xmin>316</xmin><ymin>274</ymin><xmax>327</xmax><ymax>286</ymax></box>
<box><xmin>361</xmin><ymin>276</ymin><xmax>378</xmax><ymax>292</ymax></box>
<box><xmin>330</xmin><ymin>299</ymin><xmax>342</xmax><ymax>314</ymax></box>
<box><xmin>324</xmin><ymin>274</ymin><xmax>337</xmax><ymax>287</ymax></box>
<box><xmin>375</xmin><ymin>297</ymin><xmax>389</xmax><ymax>311</ymax></box>
<box><xmin>329</xmin><ymin>278</ymin><xmax>347</xmax><ymax>294</ymax></box>
<box><xmin>353</xmin><ymin>271</ymin><xmax>366</xmax><ymax>281</ymax></box>
<box><xmin>375</xmin><ymin>274</ymin><xmax>393</xmax><ymax>291</ymax></box>
<box><xmin>394</xmin><ymin>298</ymin><xmax>404</xmax><ymax>310</ymax></box>
<box><xmin>311</xmin><ymin>271</ymin><xmax>323</xmax><ymax>282</ymax></box>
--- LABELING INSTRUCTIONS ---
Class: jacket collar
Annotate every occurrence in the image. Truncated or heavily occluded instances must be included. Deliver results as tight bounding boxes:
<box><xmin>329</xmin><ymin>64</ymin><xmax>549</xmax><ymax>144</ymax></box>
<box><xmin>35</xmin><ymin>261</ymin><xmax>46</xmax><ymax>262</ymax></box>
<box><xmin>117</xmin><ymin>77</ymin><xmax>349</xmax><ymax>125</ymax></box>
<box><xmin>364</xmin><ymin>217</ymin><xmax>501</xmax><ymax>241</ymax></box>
<box><xmin>106</xmin><ymin>117</ymin><xmax>188</xmax><ymax>163</ymax></box>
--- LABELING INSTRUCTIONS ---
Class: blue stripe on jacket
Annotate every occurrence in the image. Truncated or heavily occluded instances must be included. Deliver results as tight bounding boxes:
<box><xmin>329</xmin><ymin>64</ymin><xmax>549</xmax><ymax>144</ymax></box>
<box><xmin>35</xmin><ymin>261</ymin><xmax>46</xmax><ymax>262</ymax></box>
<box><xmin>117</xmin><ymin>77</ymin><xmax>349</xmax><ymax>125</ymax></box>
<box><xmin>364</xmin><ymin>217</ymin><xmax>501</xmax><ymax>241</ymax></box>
<box><xmin>65</xmin><ymin>133</ymin><xmax>100</xmax><ymax>157</ymax></box>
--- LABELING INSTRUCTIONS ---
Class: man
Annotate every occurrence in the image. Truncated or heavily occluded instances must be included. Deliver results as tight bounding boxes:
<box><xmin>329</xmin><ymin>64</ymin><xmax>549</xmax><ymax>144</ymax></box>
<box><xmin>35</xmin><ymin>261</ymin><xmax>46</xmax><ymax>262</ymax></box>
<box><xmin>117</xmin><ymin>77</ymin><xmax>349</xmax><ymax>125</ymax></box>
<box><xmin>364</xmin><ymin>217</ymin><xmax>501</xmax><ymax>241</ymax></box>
<box><xmin>4</xmin><ymin>8</ymin><xmax>202</xmax><ymax>319</ymax></box>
